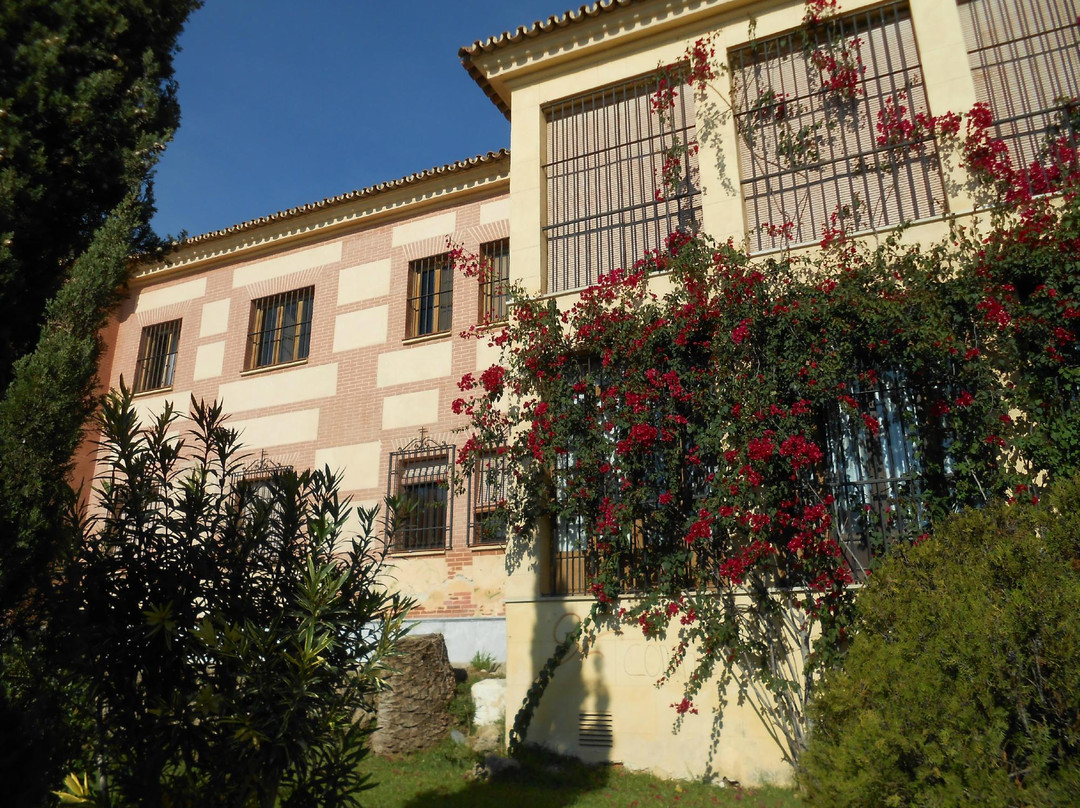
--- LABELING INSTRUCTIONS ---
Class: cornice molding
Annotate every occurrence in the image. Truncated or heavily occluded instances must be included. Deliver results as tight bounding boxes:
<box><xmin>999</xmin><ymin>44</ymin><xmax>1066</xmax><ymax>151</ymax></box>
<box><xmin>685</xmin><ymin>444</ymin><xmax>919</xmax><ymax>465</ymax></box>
<box><xmin>135</xmin><ymin>152</ymin><xmax>510</xmax><ymax>283</ymax></box>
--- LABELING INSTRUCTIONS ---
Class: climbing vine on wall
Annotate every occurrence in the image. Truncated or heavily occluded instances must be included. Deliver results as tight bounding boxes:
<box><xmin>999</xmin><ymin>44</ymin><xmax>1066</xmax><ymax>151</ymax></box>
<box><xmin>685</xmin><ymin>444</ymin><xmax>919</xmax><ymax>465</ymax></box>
<box><xmin>454</xmin><ymin>0</ymin><xmax>1080</xmax><ymax>766</ymax></box>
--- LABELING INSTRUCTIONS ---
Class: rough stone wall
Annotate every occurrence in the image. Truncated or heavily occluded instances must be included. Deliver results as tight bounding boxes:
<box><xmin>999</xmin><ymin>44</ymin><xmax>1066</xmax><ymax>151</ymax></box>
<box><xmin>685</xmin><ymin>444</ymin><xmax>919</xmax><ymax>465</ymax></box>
<box><xmin>371</xmin><ymin>633</ymin><xmax>456</xmax><ymax>755</ymax></box>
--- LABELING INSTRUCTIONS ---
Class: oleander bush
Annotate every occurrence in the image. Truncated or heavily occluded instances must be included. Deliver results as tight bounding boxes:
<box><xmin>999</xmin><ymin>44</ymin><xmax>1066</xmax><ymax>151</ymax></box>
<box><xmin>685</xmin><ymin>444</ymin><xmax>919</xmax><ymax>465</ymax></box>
<box><xmin>53</xmin><ymin>385</ymin><xmax>412</xmax><ymax>807</ymax></box>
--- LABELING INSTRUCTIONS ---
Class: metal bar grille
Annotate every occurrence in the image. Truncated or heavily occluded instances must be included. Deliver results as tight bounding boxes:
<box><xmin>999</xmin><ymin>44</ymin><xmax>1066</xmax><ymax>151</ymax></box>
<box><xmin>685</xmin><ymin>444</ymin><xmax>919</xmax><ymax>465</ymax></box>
<box><xmin>467</xmin><ymin>448</ymin><xmax>508</xmax><ymax>546</ymax></box>
<box><xmin>246</xmin><ymin>287</ymin><xmax>314</xmax><ymax>370</ymax></box>
<box><xmin>407</xmin><ymin>254</ymin><xmax>453</xmax><ymax>337</ymax></box>
<box><xmin>578</xmin><ymin>712</ymin><xmax>614</xmax><ymax>749</ymax></box>
<box><xmin>387</xmin><ymin>441</ymin><xmax>454</xmax><ymax>552</ymax></box>
<box><xmin>478</xmin><ymin>238</ymin><xmax>510</xmax><ymax>324</ymax></box>
<box><xmin>959</xmin><ymin>0</ymin><xmax>1080</xmax><ymax>193</ymax></box>
<box><xmin>543</xmin><ymin>72</ymin><xmax>701</xmax><ymax>294</ymax></box>
<box><xmin>731</xmin><ymin>1</ymin><xmax>944</xmax><ymax>252</ymax></box>
<box><xmin>823</xmin><ymin>370</ymin><xmax>924</xmax><ymax>578</ymax></box>
<box><xmin>134</xmin><ymin>319</ymin><xmax>181</xmax><ymax>393</ymax></box>
<box><xmin>551</xmin><ymin>506</ymin><xmax>593</xmax><ymax>596</ymax></box>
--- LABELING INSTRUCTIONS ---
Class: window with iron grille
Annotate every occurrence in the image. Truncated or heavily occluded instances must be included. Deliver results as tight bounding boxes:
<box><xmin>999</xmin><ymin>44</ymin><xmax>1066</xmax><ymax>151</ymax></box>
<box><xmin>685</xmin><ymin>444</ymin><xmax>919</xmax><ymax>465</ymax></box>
<box><xmin>407</xmin><ymin>254</ymin><xmax>453</xmax><ymax>338</ymax></box>
<box><xmin>468</xmin><ymin>448</ymin><xmax>508</xmax><ymax>546</ymax></box>
<box><xmin>478</xmin><ymin>238</ymin><xmax>510</xmax><ymax>324</ymax></box>
<box><xmin>543</xmin><ymin>72</ymin><xmax>701</xmax><ymax>294</ymax></box>
<box><xmin>546</xmin><ymin>355</ymin><xmax>604</xmax><ymax>595</ymax></box>
<box><xmin>731</xmin><ymin>1</ymin><xmax>945</xmax><ymax>253</ymax></box>
<box><xmin>958</xmin><ymin>0</ymin><xmax>1080</xmax><ymax>193</ymax></box>
<box><xmin>387</xmin><ymin>439</ymin><xmax>454</xmax><ymax>552</ymax></box>
<box><xmin>134</xmin><ymin>319</ymin><xmax>181</xmax><ymax>393</ymax></box>
<box><xmin>246</xmin><ymin>287</ymin><xmax>314</xmax><ymax>370</ymax></box>
<box><xmin>550</xmin><ymin>458</ymin><xmax>592</xmax><ymax>595</ymax></box>
<box><xmin>822</xmin><ymin>370</ymin><xmax>926</xmax><ymax>578</ymax></box>
<box><xmin>231</xmin><ymin>456</ymin><xmax>294</xmax><ymax>527</ymax></box>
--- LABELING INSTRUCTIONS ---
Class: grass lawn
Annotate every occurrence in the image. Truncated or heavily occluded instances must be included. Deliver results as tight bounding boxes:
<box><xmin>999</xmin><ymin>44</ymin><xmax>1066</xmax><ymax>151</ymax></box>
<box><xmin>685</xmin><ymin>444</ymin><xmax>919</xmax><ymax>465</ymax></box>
<box><xmin>359</xmin><ymin>740</ymin><xmax>803</xmax><ymax>808</ymax></box>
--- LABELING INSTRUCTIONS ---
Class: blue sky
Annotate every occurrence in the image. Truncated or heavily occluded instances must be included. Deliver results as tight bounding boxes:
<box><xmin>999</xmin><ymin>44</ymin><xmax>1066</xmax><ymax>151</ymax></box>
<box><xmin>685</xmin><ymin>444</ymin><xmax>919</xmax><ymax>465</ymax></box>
<box><xmin>151</xmin><ymin>0</ymin><xmax>568</xmax><ymax>239</ymax></box>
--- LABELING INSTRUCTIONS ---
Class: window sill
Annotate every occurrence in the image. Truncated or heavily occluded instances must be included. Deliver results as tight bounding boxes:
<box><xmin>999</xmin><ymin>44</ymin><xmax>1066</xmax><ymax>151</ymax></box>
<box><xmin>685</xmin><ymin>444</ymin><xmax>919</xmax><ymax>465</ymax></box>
<box><xmin>469</xmin><ymin>542</ymin><xmax>506</xmax><ymax>553</ymax></box>
<box><xmin>132</xmin><ymin>385</ymin><xmax>174</xmax><ymax>398</ymax></box>
<box><xmin>402</xmin><ymin>331</ymin><xmax>451</xmax><ymax>347</ymax></box>
<box><xmin>389</xmin><ymin>547</ymin><xmax>447</xmax><ymax>558</ymax></box>
<box><xmin>240</xmin><ymin>358</ymin><xmax>308</xmax><ymax>377</ymax></box>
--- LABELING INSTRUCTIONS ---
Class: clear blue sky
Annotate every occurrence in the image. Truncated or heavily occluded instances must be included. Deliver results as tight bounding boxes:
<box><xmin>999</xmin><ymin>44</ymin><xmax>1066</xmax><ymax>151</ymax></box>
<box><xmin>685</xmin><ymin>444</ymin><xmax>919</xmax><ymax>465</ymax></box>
<box><xmin>151</xmin><ymin>0</ymin><xmax>569</xmax><ymax>239</ymax></box>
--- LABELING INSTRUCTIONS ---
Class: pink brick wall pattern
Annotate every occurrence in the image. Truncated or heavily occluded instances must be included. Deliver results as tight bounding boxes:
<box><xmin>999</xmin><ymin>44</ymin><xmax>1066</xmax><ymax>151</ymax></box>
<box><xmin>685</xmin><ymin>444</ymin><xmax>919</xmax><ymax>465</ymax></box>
<box><xmin>85</xmin><ymin>190</ymin><xmax>511</xmax><ymax>620</ymax></box>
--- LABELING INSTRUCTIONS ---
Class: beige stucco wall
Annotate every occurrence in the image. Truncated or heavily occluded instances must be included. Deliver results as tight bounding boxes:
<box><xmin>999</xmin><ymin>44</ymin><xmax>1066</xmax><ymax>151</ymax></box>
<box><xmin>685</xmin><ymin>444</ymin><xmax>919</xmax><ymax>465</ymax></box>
<box><xmin>505</xmin><ymin>597</ymin><xmax>791</xmax><ymax>784</ymax></box>
<box><xmin>490</xmin><ymin>0</ymin><xmax>998</xmax><ymax>783</ymax></box>
<box><xmin>506</xmin><ymin>0</ymin><xmax>981</xmax><ymax>301</ymax></box>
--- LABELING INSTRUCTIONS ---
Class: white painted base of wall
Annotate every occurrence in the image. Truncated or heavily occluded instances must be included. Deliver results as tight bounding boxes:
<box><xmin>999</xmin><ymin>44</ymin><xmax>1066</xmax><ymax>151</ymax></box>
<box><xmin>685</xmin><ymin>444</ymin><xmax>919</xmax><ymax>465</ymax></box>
<box><xmin>407</xmin><ymin>616</ymin><xmax>506</xmax><ymax>666</ymax></box>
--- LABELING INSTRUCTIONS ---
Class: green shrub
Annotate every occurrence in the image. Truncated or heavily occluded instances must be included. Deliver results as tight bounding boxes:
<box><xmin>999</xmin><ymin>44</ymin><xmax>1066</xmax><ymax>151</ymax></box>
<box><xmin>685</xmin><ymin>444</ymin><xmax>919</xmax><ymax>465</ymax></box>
<box><xmin>470</xmin><ymin>650</ymin><xmax>498</xmax><ymax>673</ymax></box>
<box><xmin>54</xmin><ymin>386</ymin><xmax>412</xmax><ymax>807</ymax></box>
<box><xmin>800</xmin><ymin>478</ymin><xmax>1080</xmax><ymax>807</ymax></box>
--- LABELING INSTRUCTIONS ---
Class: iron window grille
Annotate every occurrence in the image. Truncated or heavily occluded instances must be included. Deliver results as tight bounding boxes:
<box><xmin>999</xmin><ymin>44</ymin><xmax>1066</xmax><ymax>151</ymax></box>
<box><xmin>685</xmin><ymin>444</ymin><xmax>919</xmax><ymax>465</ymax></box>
<box><xmin>407</xmin><ymin>253</ymin><xmax>453</xmax><ymax>338</ymax></box>
<box><xmin>551</xmin><ymin>464</ymin><xmax>592</xmax><ymax>596</ymax></box>
<box><xmin>231</xmin><ymin>454</ymin><xmax>295</xmax><ymax>526</ymax></box>
<box><xmin>730</xmin><ymin>1</ymin><xmax>944</xmax><ymax>253</ymax></box>
<box><xmin>543</xmin><ymin>72</ymin><xmax>701</xmax><ymax>294</ymax></box>
<box><xmin>478</xmin><ymin>238</ymin><xmax>510</xmax><ymax>324</ymax></box>
<box><xmin>545</xmin><ymin>355</ymin><xmax>615</xmax><ymax>595</ymax></box>
<box><xmin>134</xmin><ymin>319</ymin><xmax>181</xmax><ymax>393</ymax></box>
<box><xmin>958</xmin><ymin>0</ymin><xmax>1080</xmax><ymax>195</ymax></box>
<box><xmin>246</xmin><ymin>287</ymin><xmax>314</xmax><ymax>370</ymax></box>
<box><xmin>822</xmin><ymin>370</ymin><xmax>925</xmax><ymax>578</ymax></box>
<box><xmin>387</xmin><ymin>434</ymin><xmax>454</xmax><ymax>552</ymax></box>
<box><xmin>467</xmin><ymin>448</ymin><xmax>509</xmax><ymax>546</ymax></box>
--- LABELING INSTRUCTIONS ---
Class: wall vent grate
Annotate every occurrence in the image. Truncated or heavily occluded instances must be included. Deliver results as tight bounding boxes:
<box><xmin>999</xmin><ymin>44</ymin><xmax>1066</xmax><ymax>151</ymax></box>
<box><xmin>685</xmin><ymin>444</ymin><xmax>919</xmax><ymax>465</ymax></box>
<box><xmin>578</xmin><ymin>712</ymin><xmax>614</xmax><ymax>748</ymax></box>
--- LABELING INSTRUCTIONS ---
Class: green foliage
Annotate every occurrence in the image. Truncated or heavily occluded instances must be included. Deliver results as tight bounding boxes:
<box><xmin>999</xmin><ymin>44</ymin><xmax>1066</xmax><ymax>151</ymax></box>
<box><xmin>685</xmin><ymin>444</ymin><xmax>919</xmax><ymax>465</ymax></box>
<box><xmin>53</xmin><ymin>386</ymin><xmax>412</xmax><ymax>807</ymax></box>
<box><xmin>0</xmin><ymin>6</ymin><xmax>202</xmax><ymax>796</ymax></box>
<box><xmin>358</xmin><ymin>740</ymin><xmax>803</xmax><ymax>807</ymax></box>
<box><xmin>0</xmin><ymin>195</ymin><xmax>140</xmax><ymax>615</ymax></box>
<box><xmin>470</xmin><ymin>651</ymin><xmax>498</xmax><ymax>673</ymax></box>
<box><xmin>448</xmin><ymin>679</ymin><xmax>477</xmax><ymax>735</ymax></box>
<box><xmin>800</xmin><ymin>477</ymin><xmax>1080</xmax><ymax>807</ymax></box>
<box><xmin>458</xmin><ymin>188</ymin><xmax>1080</xmax><ymax>764</ymax></box>
<box><xmin>0</xmin><ymin>195</ymin><xmax>145</xmax><ymax>805</ymax></box>
<box><xmin>0</xmin><ymin>0</ymin><xmax>201</xmax><ymax>389</ymax></box>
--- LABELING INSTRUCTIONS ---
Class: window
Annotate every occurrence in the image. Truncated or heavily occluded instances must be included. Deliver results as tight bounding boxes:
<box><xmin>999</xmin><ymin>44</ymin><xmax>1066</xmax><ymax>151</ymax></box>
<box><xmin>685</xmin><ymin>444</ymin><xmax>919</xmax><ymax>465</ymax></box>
<box><xmin>958</xmin><ymin>0</ymin><xmax>1080</xmax><ymax>193</ymax></box>
<box><xmin>730</xmin><ymin>1</ymin><xmax>944</xmax><ymax>252</ymax></box>
<box><xmin>134</xmin><ymin>319</ymin><xmax>181</xmax><ymax>393</ymax></box>
<box><xmin>822</xmin><ymin>370</ymin><xmax>924</xmax><ymax>577</ymax></box>
<box><xmin>550</xmin><ymin>452</ymin><xmax>592</xmax><ymax>595</ymax></box>
<box><xmin>543</xmin><ymin>73</ymin><xmax>701</xmax><ymax>294</ymax></box>
<box><xmin>546</xmin><ymin>355</ymin><xmax>603</xmax><ymax>595</ymax></box>
<box><xmin>246</xmin><ymin>287</ymin><xmax>313</xmax><ymax>370</ymax></box>
<box><xmin>387</xmin><ymin>436</ymin><xmax>454</xmax><ymax>552</ymax></box>
<box><xmin>232</xmin><ymin>457</ymin><xmax>294</xmax><ymax>526</ymax></box>
<box><xmin>407</xmin><ymin>254</ymin><xmax>453</xmax><ymax>337</ymax></box>
<box><xmin>478</xmin><ymin>238</ymin><xmax>510</xmax><ymax>324</ymax></box>
<box><xmin>468</xmin><ymin>448</ymin><xmax>508</xmax><ymax>546</ymax></box>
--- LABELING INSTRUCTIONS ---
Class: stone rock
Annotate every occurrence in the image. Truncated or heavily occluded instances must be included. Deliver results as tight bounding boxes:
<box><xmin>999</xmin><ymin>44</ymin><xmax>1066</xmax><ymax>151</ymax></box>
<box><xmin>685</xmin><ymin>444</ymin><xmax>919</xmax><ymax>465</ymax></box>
<box><xmin>471</xmin><ymin>754</ymin><xmax>521</xmax><ymax>782</ymax></box>
<box><xmin>470</xmin><ymin>723</ymin><xmax>502</xmax><ymax>753</ymax></box>
<box><xmin>450</xmin><ymin>729</ymin><xmax>467</xmax><ymax>746</ymax></box>
<box><xmin>370</xmin><ymin>634</ymin><xmax>456</xmax><ymax>755</ymax></box>
<box><xmin>471</xmin><ymin>677</ymin><xmax>506</xmax><ymax>727</ymax></box>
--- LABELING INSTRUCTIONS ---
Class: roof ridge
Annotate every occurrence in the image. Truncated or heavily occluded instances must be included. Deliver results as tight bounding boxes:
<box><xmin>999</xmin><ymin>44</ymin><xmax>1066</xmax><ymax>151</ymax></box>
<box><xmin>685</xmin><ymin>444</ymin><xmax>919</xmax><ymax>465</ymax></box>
<box><xmin>170</xmin><ymin>149</ymin><xmax>510</xmax><ymax>248</ymax></box>
<box><xmin>459</xmin><ymin>0</ymin><xmax>645</xmax><ymax>118</ymax></box>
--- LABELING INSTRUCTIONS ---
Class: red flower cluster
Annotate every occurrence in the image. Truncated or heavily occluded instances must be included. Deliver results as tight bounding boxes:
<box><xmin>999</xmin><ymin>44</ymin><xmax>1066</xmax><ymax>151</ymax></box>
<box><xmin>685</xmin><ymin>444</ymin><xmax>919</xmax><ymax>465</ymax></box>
<box><xmin>803</xmin><ymin>0</ymin><xmax>839</xmax><ymax>25</ymax></box>
<box><xmin>479</xmin><ymin>364</ymin><xmax>506</xmax><ymax>394</ymax></box>
<box><xmin>810</xmin><ymin>38</ymin><xmax>864</xmax><ymax>101</ymax></box>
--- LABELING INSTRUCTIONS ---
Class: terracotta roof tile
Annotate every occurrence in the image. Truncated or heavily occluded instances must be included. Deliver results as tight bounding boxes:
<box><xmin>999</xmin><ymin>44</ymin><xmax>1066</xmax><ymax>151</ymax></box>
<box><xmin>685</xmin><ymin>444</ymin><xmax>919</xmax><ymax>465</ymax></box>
<box><xmin>171</xmin><ymin>149</ymin><xmax>510</xmax><ymax>249</ymax></box>
<box><xmin>459</xmin><ymin>0</ymin><xmax>645</xmax><ymax>118</ymax></box>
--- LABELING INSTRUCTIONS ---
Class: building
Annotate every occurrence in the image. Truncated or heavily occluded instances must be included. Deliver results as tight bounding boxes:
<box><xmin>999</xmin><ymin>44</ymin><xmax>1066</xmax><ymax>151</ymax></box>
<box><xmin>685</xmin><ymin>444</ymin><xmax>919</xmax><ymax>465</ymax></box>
<box><xmin>88</xmin><ymin>0</ymin><xmax>1078</xmax><ymax>785</ymax></box>
<box><xmin>88</xmin><ymin>150</ymin><xmax>513</xmax><ymax>663</ymax></box>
